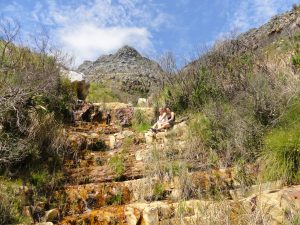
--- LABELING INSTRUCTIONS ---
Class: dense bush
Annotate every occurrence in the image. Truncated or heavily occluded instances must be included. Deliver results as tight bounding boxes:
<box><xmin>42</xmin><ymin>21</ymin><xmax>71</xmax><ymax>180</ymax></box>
<box><xmin>187</xmin><ymin>103</ymin><xmax>263</xmax><ymax>167</ymax></box>
<box><xmin>262</xmin><ymin>99</ymin><xmax>300</xmax><ymax>184</ymax></box>
<box><xmin>0</xmin><ymin>21</ymin><xmax>75</xmax><ymax>222</ymax></box>
<box><xmin>0</xmin><ymin>22</ymin><xmax>76</xmax><ymax>171</ymax></box>
<box><xmin>131</xmin><ymin>109</ymin><xmax>151</xmax><ymax>132</ymax></box>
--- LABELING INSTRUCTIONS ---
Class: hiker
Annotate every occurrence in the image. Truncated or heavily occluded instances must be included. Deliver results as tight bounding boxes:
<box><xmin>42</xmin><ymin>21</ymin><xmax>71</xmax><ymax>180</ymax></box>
<box><xmin>150</xmin><ymin>107</ymin><xmax>168</xmax><ymax>132</ymax></box>
<box><xmin>151</xmin><ymin>107</ymin><xmax>176</xmax><ymax>132</ymax></box>
<box><xmin>166</xmin><ymin>107</ymin><xmax>176</xmax><ymax>128</ymax></box>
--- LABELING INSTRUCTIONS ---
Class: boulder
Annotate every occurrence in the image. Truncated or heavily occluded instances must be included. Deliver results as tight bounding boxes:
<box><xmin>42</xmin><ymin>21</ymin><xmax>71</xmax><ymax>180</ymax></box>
<box><xmin>109</xmin><ymin>135</ymin><xmax>116</xmax><ymax>149</ymax></box>
<box><xmin>145</xmin><ymin>131</ymin><xmax>155</xmax><ymax>144</ymax></box>
<box><xmin>143</xmin><ymin>206</ymin><xmax>159</xmax><ymax>225</ymax></box>
<box><xmin>115</xmin><ymin>107</ymin><xmax>134</xmax><ymax>127</ymax></box>
<box><xmin>125</xmin><ymin>206</ymin><xmax>142</xmax><ymax>225</ymax></box>
<box><xmin>43</xmin><ymin>208</ymin><xmax>59</xmax><ymax>222</ymax></box>
<box><xmin>244</xmin><ymin>185</ymin><xmax>300</xmax><ymax>224</ymax></box>
<box><xmin>137</xmin><ymin>98</ymin><xmax>148</xmax><ymax>107</ymax></box>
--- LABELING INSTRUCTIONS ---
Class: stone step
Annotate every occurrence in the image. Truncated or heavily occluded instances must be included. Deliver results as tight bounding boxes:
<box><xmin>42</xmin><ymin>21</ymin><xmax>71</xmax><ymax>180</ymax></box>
<box><xmin>59</xmin><ymin>205</ymin><xmax>126</xmax><ymax>225</ymax></box>
<box><xmin>56</xmin><ymin>165</ymin><xmax>261</xmax><ymax>220</ymax></box>
<box><xmin>64</xmin><ymin>162</ymin><xmax>144</xmax><ymax>185</ymax></box>
<box><xmin>59</xmin><ymin>184</ymin><xmax>300</xmax><ymax>225</ymax></box>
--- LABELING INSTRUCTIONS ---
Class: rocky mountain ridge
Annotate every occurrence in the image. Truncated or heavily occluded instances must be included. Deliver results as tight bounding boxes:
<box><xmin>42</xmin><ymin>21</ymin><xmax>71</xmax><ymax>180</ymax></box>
<box><xmin>237</xmin><ymin>5</ymin><xmax>300</xmax><ymax>50</ymax></box>
<box><xmin>184</xmin><ymin>6</ymin><xmax>300</xmax><ymax>71</ymax></box>
<box><xmin>77</xmin><ymin>46</ymin><xmax>163</xmax><ymax>98</ymax></box>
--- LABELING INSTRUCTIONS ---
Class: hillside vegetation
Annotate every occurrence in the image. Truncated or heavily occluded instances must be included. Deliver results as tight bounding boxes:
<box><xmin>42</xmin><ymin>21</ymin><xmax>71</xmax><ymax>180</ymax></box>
<box><xmin>0</xmin><ymin>21</ymin><xmax>76</xmax><ymax>224</ymax></box>
<box><xmin>157</xmin><ymin>6</ymin><xmax>300</xmax><ymax>184</ymax></box>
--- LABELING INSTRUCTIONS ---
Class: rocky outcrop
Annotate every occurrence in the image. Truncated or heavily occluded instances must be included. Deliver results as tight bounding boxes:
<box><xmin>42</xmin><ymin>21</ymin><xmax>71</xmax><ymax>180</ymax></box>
<box><xmin>236</xmin><ymin>5</ymin><xmax>300</xmax><ymax>50</ymax></box>
<box><xmin>77</xmin><ymin>46</ymin><xmax>163</xmax><ymax>97</ymax></box>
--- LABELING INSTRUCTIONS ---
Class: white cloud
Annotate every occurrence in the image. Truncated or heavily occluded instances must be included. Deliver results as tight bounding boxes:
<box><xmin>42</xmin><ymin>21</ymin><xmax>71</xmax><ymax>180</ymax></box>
<box><xmin>230</xmin><ymin>0</ymin><xmax>277</xmax><ymax>32</ymax></box>
<box><xmin>29</xmin><ymin>0</ymin><xmax>170</xmax><ymax>67</ymax></box>
<box><xmin>215</xmin><ymin>0</ymin><xmax>298</xmax><ymax>41</ymax></box>
<box><xmin>58</xmin><ymin>24</ymin><xmax>152</xmax><ymax>65</ymax></box>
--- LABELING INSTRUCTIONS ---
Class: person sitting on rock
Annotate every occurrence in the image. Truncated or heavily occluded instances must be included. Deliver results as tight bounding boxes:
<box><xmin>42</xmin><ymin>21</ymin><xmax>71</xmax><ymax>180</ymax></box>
<box><xmin>150</xmin><ymin>107</ymin><xmax>168</xmax><ymax>132</ymax></box>
<box><xmin>166</xmin><ymin>107</ymin><xmax>176</xmax><ymax>128</ymax></box>
<box><xmin>151</xmin><ymin>107</ymin><xmax>176</xmax><ymax>132</ymax></box>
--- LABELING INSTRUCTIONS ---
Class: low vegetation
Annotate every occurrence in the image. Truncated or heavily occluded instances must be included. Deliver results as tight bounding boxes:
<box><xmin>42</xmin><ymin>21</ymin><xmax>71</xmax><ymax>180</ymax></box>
<box><xmin>156</xmin><ymin>29</ymin><xmax>300</xmax><ymax>185</ymax></box>
<box><xmin>108</xmin><ymin>154</ymin><xmax>125</xmax><ymax>180</ymax></box>
<box><xmin>131</xmin><ymin>109</ymin><xmax>152</xmax><ymax>132</ymax></box>
<box><xmin>262</xmin><ymin>99</ymin><xmax>300</xmax><ymax>184</ymax></box>
<box><xmin>0</xmin><ymin>179</ymin><xmax>31</xmax><ymax>225</ymax></box>
<box><xmin>86</xmin><ymin>82</ymin><xmax>120</xmax><ymax>103</ymax></box>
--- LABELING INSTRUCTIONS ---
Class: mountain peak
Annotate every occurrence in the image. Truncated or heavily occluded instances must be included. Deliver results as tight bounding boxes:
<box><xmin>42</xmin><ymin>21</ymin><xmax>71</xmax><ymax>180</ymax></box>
<box><xmin>115</xmin><ymin>45</ymin><xmax>141</xmax><ymax>58</ymax></box>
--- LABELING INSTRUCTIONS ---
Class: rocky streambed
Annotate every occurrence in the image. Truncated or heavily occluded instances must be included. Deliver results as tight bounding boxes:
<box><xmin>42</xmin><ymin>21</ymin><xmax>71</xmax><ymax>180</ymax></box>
<box><xmin>24</xmin><ymin>102</ymin><xmax>300</xmax><ymax>225</ymax></box>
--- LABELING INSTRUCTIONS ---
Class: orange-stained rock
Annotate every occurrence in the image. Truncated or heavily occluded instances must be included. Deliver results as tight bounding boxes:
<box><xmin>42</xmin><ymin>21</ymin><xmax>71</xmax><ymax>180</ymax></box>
<box><xmin>243</xmin><ymin>185</ymin><xmax>300</xmax><ymax>224</ymax></box>
<box><xmin>59</xmin><ymin>205</ymin><xmax>126</xmax><ymax>225</ymax></box>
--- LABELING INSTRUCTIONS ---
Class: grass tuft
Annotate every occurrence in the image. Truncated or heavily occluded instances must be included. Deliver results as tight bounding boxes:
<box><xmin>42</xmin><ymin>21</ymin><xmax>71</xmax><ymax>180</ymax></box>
<box><xmin>262</xmin><ymin>99</ymin><xmax>300</xmax><ymax>184</ymax></box>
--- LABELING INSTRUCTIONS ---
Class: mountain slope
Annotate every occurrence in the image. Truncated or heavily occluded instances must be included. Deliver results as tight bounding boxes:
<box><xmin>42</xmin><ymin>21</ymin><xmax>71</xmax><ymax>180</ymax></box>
<box><xmin>77</xmin><ymin>46</ymin><xmax>163</xmax><ymax>100</ymax></box>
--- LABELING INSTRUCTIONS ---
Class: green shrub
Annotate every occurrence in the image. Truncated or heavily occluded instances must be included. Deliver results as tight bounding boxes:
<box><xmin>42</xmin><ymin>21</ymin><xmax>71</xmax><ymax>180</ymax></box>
<box><xmin>187</xmin><ymin>103</ymin><xmax>262</xmax><ymax>168</ymax></box>
<box><xmin>157</xmin><ymin>86</ymin><xmax>189</xmax><ymax>113</ymax></box>
<box><xmin>86</xmin><ymin>82</ymin><xmax>119</xmax><ymax>103</ymax></box>
<box><xmin>0</xmin><ymin>179</ymin><xmax>31</xmax><ymax>225</ymax></box>
<box><xmin>107</xmin><ymin>193</ymin><xmax>123</xmax><ymax>205</ymax></box>
<box><xmin>262</xmin><ymin>99</ymin><xmax>300</xmax><ymax>184</ymax></box>
<box><xmin>190</xmin><ymin>66</ymin><xmax>220</xmax><ymax>108</ymax></box>
<box><xmin>31</xmin><ymin>170</ymin><xmax>48</xmax><ymax>191</ymax></box>
<box><xmin>108</xmin><ymin>155</ymin><xmax>125</xmax><ymax>180</ymax></box>
<box><xmin>188</xmin><ymin>113</ymin><xmax>212</xmax><ymax>144</ymax></box>
<box><xmin>50</xmin><ymin>77</ymin><xmax>77</xmax><ymax>121</ymax></box>
<box><xmin>292</xmin><ymin>54</ymin><xmax>300</xmax><ymax>69</ymax></box>
<box><xmin>132</xmin><ymin>109</ymin><xmax>151</xmax><ymax>132</ymax></box>
<box><xmin>153</xmin><ymin>182</ymin><xmax>165</xmax><ymax>200</ymax></box>
<box><xmin>122</xmin><ymin>136</ymin><xmax>134</xmax><ymax>151</ymax></box>
<box><xmin>30</xmin><ymin>169</ymin><xmax>64</xmax><ymax>194</ymax></box>
<box><xmin>262</xmin><ymin>126</ymin><xmax>300</xmax><ymax>184</ymax></box>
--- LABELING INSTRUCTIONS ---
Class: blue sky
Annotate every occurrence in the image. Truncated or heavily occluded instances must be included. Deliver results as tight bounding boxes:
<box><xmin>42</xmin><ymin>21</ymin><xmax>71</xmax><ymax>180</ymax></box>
<box><xmin>0</xmin><ymin>0</ymin><xmax>299</xmax><ymax>67</ymax></box>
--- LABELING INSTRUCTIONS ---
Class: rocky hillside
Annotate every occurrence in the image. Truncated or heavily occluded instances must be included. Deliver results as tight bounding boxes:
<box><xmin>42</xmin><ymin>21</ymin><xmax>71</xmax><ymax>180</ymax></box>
<box><xmin>237</xmin><ymin>5</ymin><xmax>300</xmax><ymax>50</ymax></box>
<box><xmin>184</xmin><ymin>6</ymin><xmax>300</xmax><ymax>72</ymax></box>
<box><xmin>21</xmin><ymin>102</ymin><xmax>300</xmax><ymax>225</ymax></box>
<box><xmin>77</xmin><ymin>46</ymin><xmax>163</xmax><ymax>98</ymax></box>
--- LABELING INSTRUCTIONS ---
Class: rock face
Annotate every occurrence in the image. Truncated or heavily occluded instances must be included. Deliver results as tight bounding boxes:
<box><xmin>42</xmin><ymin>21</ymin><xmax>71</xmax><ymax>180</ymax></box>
<box><xmin>236</xmin><ymin>6</ymin><xmax>300</xmax><ymax>50</ymax></box>
<box><xmin>77</xmin><ymin>45</ymin><xmax>163</xmax><ymax>97</ymax></box>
